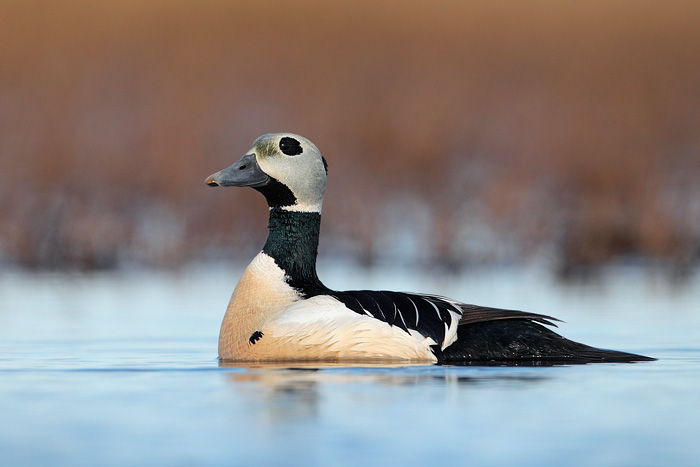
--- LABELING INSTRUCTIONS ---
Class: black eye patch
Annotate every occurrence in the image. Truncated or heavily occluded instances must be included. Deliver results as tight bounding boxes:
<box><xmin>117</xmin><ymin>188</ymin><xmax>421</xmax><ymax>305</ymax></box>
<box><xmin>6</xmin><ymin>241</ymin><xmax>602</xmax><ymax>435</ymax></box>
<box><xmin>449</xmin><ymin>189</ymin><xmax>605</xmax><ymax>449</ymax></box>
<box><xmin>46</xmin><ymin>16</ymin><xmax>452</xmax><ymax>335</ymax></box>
<box><xmin>279</xmin><ymin>137</ymin><xmax>303</xmax><ymax>156</ymax></box>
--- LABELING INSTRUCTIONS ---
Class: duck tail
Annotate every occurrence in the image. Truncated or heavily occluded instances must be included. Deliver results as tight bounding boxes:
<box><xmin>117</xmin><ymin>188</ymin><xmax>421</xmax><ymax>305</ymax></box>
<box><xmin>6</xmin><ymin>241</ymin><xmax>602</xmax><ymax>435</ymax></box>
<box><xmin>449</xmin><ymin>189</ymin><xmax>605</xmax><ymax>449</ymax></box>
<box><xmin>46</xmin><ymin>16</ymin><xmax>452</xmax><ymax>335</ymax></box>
<box><xmin>436</xmin><ymin>318</ymin><xmax>655</xmax><ymax>365</ymax></box>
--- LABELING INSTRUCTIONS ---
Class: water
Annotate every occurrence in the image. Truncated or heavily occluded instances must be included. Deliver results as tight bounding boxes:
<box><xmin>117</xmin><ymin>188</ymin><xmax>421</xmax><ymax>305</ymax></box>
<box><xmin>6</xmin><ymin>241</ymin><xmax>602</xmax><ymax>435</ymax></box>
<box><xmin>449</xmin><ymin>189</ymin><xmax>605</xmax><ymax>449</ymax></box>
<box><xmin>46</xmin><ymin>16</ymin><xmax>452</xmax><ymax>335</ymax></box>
<box><xmin>1</xmin><ymin>264</ymin><xmax>699</xmax><ymax>466</ymax></box>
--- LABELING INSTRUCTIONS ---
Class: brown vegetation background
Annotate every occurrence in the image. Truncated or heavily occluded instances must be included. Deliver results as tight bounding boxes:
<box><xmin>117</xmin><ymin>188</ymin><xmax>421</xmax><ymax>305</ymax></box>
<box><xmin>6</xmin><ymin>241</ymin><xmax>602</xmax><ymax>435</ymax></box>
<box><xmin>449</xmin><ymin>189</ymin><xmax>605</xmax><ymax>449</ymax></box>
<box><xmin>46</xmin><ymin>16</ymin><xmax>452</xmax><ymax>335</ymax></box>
<box><xmin>1</xmin><ymin>0</ymin><xmax>699</xmax><ymax>276</ymax></box>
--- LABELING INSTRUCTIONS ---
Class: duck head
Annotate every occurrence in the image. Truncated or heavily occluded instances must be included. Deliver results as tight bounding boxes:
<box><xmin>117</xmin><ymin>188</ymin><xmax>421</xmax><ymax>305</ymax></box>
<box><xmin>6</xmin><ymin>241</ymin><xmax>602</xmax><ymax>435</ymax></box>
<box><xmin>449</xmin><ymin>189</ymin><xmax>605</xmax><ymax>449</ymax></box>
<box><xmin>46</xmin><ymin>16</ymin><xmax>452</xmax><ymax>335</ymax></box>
<box><xmin>205</xmin><ymin>133</ymin><xmax>328</xmax><ymax>213</ymax></box>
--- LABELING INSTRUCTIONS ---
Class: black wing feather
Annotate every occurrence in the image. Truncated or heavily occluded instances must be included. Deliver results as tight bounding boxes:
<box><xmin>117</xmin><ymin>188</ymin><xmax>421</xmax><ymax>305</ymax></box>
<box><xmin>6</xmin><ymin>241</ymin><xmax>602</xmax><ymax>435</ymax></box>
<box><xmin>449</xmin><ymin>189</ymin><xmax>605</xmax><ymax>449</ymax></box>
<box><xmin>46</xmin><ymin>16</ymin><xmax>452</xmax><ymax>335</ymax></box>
<box><xmin>323</xmin><ymin>290</ymin><xmax>457</xmax><ymax>346</ymax></box>
<box><xmin>330</xmin><ymin>293</ymin><xmax>367</xmax><ymax>317</ymax></box>
<box><xmin>370</xmin><ymin>291</ymin><xmax>400</xmax><ymax>328</ymax></box>
<box><xmin>383</xmin><ymin>291</ymin><xmax>420</xmax><ymax>330</ymax></box>
<box><xmin>408</xmin><ymin>294</ymin><xmax>447</xmax><ymax>344</ymax></box>
<box><xmin>457</xmin><ymin>303</ymin><xmax>561</xmax><ymax>327</ymax></box>
<box><xmin>354</xmin><ymin>291</ymin><xmax>384</xmax><ymax>320</ymax></box>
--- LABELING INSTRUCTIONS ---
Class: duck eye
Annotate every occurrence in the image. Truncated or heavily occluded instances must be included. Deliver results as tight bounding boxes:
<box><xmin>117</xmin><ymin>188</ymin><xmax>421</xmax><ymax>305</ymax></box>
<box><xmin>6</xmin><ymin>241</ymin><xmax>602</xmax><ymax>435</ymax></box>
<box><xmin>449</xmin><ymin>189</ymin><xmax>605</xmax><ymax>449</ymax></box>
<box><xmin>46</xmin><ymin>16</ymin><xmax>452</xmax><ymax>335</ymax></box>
<box><xmin>279</xmin><ymin>137</ymin><xmax>303</xmax><ymax>156</ymax></box>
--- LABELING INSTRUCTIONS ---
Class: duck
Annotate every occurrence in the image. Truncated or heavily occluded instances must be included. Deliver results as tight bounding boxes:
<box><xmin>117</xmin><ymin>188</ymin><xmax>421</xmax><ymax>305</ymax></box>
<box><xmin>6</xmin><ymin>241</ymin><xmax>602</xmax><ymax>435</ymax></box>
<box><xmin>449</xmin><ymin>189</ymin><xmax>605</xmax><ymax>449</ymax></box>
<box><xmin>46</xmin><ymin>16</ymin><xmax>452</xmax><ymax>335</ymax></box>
<box><xmin>205</xmin><ymin>133</ymin><xmax>653</xmax><ymax>364</ymax></box>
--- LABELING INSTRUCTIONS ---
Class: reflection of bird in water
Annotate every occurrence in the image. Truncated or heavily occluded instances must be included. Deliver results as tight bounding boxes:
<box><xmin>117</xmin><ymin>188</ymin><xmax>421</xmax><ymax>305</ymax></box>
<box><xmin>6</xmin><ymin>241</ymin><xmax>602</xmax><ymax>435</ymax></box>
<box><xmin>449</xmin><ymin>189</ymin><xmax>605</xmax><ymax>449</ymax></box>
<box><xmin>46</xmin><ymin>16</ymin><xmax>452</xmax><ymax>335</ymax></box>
<box><xmin>225</xmin><ymin>367</ymin><xmax>323</xmax><ymax>422</ymax></box>
<box><xmin>206</xmin><ymin>133</ymin><xmax>653</xmax><ymax>365</ymax></box>
<box><xmin>222</xmin><ymin>364</ymin><xmax>553</xmax><ymax>423</ymax></box>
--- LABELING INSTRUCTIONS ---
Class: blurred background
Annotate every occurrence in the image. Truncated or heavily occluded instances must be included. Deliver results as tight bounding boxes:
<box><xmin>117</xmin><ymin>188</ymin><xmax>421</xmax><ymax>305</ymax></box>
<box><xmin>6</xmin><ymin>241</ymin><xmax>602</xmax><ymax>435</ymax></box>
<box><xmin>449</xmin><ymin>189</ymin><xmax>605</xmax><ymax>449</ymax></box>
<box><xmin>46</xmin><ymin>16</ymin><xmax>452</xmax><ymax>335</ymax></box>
<box><xmin>2</xmin><ymin>0</ymin><xmax>699</xmax><ymax>278</ymax></box>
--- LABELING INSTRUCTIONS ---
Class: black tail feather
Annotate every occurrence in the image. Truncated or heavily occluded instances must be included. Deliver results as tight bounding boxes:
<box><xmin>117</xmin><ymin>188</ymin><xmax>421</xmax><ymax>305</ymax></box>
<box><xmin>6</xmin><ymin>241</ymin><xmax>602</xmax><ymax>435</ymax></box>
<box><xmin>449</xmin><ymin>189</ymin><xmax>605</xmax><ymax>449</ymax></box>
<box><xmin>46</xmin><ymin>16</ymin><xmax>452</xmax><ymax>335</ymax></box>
<box><xmin>436</xmin><ymin>319</ymin><xmax>654</xmax><ymax>364</ymax></box>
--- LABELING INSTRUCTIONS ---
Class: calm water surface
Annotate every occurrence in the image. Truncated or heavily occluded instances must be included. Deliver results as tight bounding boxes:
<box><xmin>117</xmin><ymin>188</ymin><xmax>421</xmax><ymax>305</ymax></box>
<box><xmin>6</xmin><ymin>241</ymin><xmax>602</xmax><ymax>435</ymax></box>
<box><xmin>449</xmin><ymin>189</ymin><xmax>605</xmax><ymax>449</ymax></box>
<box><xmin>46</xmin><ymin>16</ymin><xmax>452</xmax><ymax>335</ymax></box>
<box><xmin>1</xmin><ymin>264</ymin><xmax>699</xmax><ymax>466</ymax></box>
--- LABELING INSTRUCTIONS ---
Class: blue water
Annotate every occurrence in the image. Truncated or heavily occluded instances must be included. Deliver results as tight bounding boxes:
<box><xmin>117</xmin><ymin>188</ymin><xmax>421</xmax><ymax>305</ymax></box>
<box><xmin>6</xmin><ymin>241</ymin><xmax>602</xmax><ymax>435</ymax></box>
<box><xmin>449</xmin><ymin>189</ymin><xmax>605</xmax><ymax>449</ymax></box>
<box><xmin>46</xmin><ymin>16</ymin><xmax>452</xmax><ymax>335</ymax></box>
<box><xmin>1</xmin><ymin>265</ymin><xmax>699</xmax><ymax>466</ymax></box>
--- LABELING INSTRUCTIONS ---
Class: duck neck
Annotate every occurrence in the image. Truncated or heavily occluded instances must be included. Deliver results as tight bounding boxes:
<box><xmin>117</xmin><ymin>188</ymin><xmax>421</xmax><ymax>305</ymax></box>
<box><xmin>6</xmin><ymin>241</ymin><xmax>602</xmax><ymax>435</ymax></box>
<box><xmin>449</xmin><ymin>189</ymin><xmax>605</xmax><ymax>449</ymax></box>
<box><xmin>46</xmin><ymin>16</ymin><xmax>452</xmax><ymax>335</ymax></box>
<box><xmin>262</xmin><ymin>207</ymin><xmax>326</xmax><ymax>295</ymax></box>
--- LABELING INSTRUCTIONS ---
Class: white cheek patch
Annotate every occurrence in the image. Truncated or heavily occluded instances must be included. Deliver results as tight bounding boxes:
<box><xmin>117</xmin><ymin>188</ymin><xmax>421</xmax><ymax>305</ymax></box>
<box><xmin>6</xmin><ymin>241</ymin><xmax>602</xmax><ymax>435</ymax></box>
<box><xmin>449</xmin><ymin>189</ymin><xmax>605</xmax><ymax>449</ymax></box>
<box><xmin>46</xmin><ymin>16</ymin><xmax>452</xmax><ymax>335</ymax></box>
<box><xmin>259</xmin><ymin>153</ymin><xmax>326</xmax><ymax>213</ymax></box>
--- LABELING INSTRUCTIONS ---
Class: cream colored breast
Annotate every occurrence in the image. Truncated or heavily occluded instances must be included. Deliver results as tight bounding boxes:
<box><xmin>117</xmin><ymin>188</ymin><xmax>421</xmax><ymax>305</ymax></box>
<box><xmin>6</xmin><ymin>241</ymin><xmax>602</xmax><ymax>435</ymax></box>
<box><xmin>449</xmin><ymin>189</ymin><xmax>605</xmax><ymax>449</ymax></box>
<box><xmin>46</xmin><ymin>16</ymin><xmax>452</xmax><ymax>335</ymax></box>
<box><xmin>218</xmin><ymin>252</ymin><xmax>300</xmax><ymax>360</ymax></box>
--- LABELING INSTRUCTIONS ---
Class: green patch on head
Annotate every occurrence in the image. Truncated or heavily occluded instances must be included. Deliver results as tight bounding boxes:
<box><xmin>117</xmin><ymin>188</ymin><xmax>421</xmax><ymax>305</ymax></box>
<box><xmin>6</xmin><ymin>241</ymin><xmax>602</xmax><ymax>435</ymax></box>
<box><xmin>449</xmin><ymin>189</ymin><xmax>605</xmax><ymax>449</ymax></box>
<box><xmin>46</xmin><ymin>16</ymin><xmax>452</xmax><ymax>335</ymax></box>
<box><xmin>252</xmin><ymin>135</ymin><xmax>280</xmax><ymax>159</ymax></box>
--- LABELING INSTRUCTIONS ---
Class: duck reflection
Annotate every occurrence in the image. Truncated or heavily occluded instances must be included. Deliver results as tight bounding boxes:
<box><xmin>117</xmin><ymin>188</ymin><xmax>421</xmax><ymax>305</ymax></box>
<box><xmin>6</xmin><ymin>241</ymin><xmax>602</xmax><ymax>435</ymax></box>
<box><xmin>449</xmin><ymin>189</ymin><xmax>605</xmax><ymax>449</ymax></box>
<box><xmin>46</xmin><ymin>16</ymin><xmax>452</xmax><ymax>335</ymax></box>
<box><xmin>218</xmin><ymin>360</ymin><xmax>554</xmax><ymax>423</ymax></box>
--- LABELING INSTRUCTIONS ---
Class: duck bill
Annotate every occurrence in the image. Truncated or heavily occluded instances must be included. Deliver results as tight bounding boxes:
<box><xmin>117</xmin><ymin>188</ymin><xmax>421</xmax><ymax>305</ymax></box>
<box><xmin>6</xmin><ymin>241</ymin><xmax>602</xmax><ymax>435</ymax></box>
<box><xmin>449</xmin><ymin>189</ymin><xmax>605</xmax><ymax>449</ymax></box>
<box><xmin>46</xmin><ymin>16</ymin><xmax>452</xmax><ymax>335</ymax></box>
<box><xmin>205</xmin><ymin>153</ymin><xmax>270</xmax><ymax>188</ymax></box>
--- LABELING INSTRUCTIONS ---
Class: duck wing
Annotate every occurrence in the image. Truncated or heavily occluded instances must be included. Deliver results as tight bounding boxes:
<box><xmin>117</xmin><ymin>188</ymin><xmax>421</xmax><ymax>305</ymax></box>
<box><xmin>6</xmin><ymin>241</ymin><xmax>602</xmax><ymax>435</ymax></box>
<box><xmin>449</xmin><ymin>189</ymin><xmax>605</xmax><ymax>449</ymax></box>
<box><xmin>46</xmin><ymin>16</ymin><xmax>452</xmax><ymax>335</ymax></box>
<box><xmin>323</xmin><ymin>290</ymin><xmax>462</xmax><ymax>351</ymax></box>
<box><xmin>323</xmin><ymin>291</ymin><xmax>653</xmax><ymax>363</ymax></box>
<box><xmin>322</xmin><ymin>291</ymin><xmax>559</xmax><ymax>351</ymax></box>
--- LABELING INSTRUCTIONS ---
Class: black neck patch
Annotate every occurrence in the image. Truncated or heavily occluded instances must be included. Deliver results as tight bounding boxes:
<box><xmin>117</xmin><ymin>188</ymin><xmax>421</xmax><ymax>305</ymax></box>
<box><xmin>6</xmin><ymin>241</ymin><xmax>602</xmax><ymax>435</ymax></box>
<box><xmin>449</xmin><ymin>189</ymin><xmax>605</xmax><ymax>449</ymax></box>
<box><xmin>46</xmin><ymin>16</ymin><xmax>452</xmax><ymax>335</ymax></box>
<box><xmin>262</xmin><ymin>208</ymin><xmax>327</xmax><ymax>295</ymax></box>
<box><xmin>254</xmin><ymin>177</ymin><xmax>297</xmax><ymax>208</ymax></box>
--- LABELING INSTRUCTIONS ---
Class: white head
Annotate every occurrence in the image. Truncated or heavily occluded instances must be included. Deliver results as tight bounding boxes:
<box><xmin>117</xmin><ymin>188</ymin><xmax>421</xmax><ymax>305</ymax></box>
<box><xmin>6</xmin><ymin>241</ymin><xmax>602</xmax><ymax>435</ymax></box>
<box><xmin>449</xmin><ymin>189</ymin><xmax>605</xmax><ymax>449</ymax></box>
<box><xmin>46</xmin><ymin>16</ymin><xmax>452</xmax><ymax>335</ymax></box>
<box><xmin>205</xmin><ymin>133</ymin><xmax>328</xmax><ymax>213</ymax></box>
